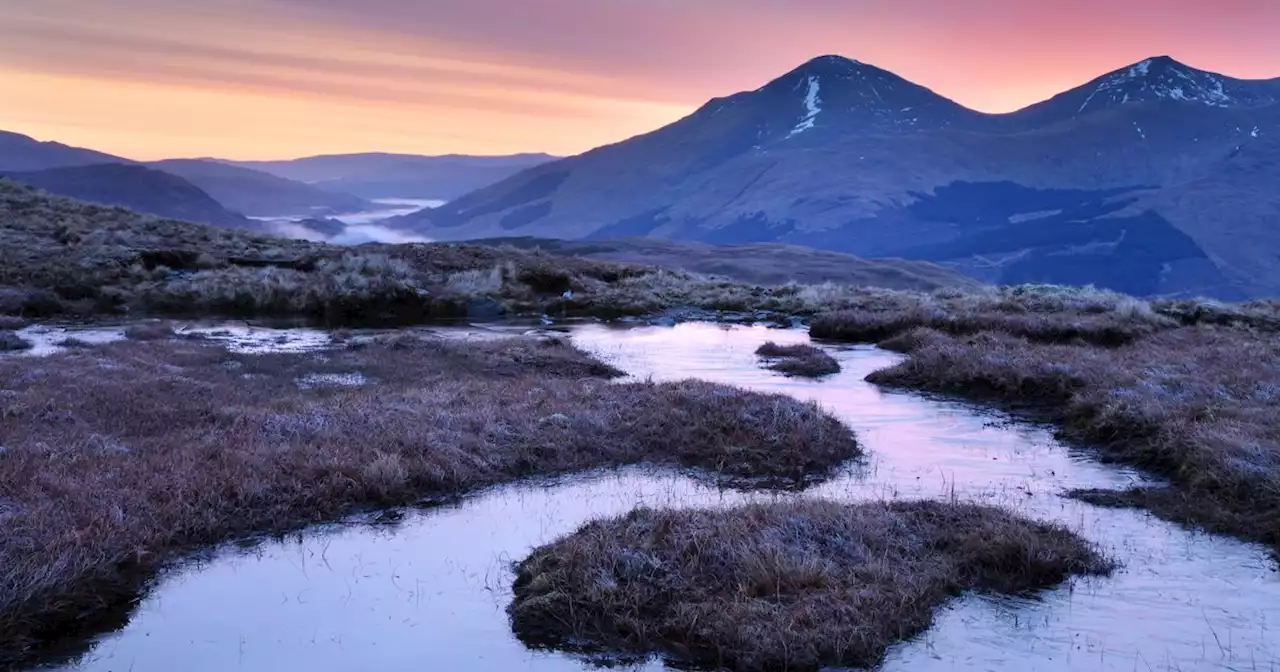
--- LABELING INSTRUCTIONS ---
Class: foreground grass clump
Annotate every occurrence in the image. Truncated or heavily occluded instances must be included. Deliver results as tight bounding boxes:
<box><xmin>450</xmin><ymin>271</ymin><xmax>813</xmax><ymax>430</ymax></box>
<box><xmin>122</xmin><ymin>322</ymin><xmax>176</xmax><ymax>341</ymax></box>
<box><xmin>809</xmin><ymin>284</ymin><xmax>1280</xmax><ymax>347</ymax></box>
<box><xmin>0</xmin><ymin>335</ymin><xmax>857</xmax><ymax>661</ymax></box>
<box><xmin>510</xmin><ymin>500</ymin><xmax>1112</xmax><ymax>671</ymax></box>
<box><xmin>867</xmin><ymin>326</ymin><xmax>1280</xmax><ymax>553</ymax></box>
<box><xmin>755</xmin><ymin>342</ymin><xmax>841</xmax><ymax>378</ymax></box>
<box><xmin>809</xmin><ymin>284</ymin><xmax>1178</xmax><ymax>346</ymax></box>
<box><xmin>0</xmin><ymin>329</ymin><xmax>31</xmax><ymax>351</ymax></box>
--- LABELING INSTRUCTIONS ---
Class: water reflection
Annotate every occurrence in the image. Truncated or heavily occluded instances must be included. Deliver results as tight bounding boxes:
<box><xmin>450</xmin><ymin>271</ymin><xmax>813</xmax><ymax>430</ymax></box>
<box><xmin>43</xmin><ymin>323</ymin><xmax>1280</xmax><ymax>672</ymax></box>
<box><xmin>10</xmin><ymin>324</ymin><xmax>127</xmax><ymax>357</ymax></box>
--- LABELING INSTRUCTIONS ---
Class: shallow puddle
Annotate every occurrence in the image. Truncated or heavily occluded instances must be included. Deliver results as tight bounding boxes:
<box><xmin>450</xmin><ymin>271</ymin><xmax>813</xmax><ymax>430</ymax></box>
<box><xmin>34</xmin><ymin>323</ymin><xmax>1280</xmax><ymax>672</ymax></box>
<box><xmin>178</xmin><ymin>323</ymin><xmax>335</xmax><ymax>354</ymax></box>
<box><xmin>8</xmin><ymin>325</ymin><xmax>127</xmax><ymax>356</ymax></box>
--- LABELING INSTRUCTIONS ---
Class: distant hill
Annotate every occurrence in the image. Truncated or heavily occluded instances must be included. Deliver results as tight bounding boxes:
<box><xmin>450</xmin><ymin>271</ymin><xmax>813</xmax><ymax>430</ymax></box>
<box><xmin>2</xmin><ymin>164</ymin><xmax>254</xmax><ymax>229</ymax></box>
<box><xmin>219</xmin><ymin>152</ymin><xmax>557</xmax><ymax>200</ymax></box>
<box><xmin>394</xmin><ymin>55</ymin><xmax>1280</xmax><ymax>300</ymax></box>
<box><xmin>0</xmin><ymin>131</ymin><xmax>382</xmax><ymax>222</ymax></box>
<box><xmin>0</xmin><ymin>130</ymin><xmax>132</xmax><ymax>172</ymax></box>
<box><xmin>147</xmin><ymin>159</ymin><xmax>371</xmax><ymax>218</ymax></box>
<box><xmin>475</xmin><ymin>237</ymin><xmax>977</xmax><ymax>291</ymax></box>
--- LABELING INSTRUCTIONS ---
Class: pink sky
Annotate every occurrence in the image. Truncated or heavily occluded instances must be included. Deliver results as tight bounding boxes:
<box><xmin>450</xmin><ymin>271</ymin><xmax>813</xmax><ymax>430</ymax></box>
<box><xmin>1</xmin><ymin>0</ymin><xmax>1277</xmax><ymax>159</ymax></box>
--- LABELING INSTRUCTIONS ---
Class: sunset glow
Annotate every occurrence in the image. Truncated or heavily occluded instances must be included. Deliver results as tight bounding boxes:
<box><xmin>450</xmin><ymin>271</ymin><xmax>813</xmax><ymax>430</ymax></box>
<box><xmin>2</xmin><ymin>0</ymin><xmax>1277</xmax><ymax>159</ymax></box>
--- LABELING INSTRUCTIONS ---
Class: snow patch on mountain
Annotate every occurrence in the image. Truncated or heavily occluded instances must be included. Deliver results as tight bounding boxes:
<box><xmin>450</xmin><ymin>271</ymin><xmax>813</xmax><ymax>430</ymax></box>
<box><xmin>1130</xmin><ymin>59</ymin><xmax>1153</xmax><ymax>78</ymax></box>
<box><xmin>788</xmin><ymin>76</ymin><xmax>822</xmax><ymax>138</ymax></box>
<box><xmin>1077</xmin><ymin>57</ymin><xmax>1265</xmax><ymax>113</ymax></box>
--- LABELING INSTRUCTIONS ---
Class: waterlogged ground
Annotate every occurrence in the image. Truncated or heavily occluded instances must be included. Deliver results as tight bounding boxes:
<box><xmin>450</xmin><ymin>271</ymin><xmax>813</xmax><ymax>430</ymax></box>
<box><xmin>31</xmin><ymin>323</ymin><xmax>1280</xmax><ymax>672</ymax></box>
<box><xmin>4</xmin><ymin>320</ymin><xmax>542</xmax><ymax>358</ymax></box>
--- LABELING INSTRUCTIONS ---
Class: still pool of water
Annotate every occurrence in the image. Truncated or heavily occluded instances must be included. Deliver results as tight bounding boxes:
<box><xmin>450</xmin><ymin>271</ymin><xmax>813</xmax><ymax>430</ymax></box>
<box><xmin>37</xmin><ymin>323</ymin><xmax>1280</xmax><ymax>672</ymax></box>
<box><xmin>12</xmin><ymin>325</ymin><xmax>127</xmax><ymax>356</ymax></box>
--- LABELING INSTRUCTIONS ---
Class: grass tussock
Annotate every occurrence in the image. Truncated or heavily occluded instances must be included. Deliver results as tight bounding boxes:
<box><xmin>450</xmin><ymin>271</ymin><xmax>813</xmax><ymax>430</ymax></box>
<box><xmin>470</xmin><ymin>237</ymin><xmax>977</xmax><ymax>291</ymax></box>
<box><xmin>0</xmin><ymin>329</ymin><xmax>31</xmax><ymax>352</ymax></box>
<box><xmin>867</xmin><ymin>326</ymin><xmax>1280</xmax><ymax>553</ymax></box>
<box><xmin>810</xmin><ymin>284</ymin><xmax>1280</xmax><ymax>347</ymax></box>
<box><xmin>809</xmin><ymin>284</ymin><xmax>1180</xmax><ymax>346</ymax></box>
<box><xmin>755</xmin><ymin>342</ymin><xmax>841</xmax><ymax>378</ymax></box>
<box><xmin>510</xmin><ymin>500</ymin><xmax>1112</xmax><ymax>671</ymax></box>
<box><xmin>0</xmin><ymin>335</ymin><xmax>858</xmax><ymax>661</ymax></box>
<box><xmin>122</xmin><ymin>322</ymin><xmax>176</xmax><ymax>341</ymax></box>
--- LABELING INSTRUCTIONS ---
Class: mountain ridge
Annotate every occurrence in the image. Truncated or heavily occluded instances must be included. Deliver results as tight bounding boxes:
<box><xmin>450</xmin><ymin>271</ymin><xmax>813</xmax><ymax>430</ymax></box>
<box><xmin>392</xmin><ymin>53</ymin><xmax>1279</xmax><ymax>299</ymax></box>
<box><xmin>217</xmin><ymin>152</ymin><xmax>559</xmax><ymax>200</ymax></box>
<box><xmin>1</xmin><ymin>164</ymin><xmax>255</xmax><ymax>229</ymax></box>
<box><xmin>146</xmin><ymin>159</ymin><xmax>372</xmax><ymax>218</ymax></box>
<box><xmin>0</xmin><ymin>131</ymin><xmax>134</xmax><ymax>172</ymax></box>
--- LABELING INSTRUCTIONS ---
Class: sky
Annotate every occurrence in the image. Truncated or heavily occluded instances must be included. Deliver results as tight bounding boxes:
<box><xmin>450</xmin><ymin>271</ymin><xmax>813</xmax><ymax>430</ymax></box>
<box><xmin>1</xmin><ymin>0</ymin><xmax>1278</xmax><ymax>161</ymax></box>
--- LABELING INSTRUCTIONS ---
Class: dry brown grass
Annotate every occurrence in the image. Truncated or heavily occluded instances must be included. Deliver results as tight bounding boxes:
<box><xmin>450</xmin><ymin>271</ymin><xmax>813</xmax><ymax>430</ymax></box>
<box><xmin>755</xmin><ymin>342</ymin><xmax>841</xmax><ymax>378</ymax></box>
<box><xmin>810</xmin><ymin>285</ymin><xmax>1280</xmax><ymax>348</ymax></box>
<box><xmin>866</xmin><ymin>327</ymin><xmax>1280</xmax><ymax>554</ymax></box>
<box><xmin>509</xmin><ymin>500</ymin><xmax>1112</xmax><ymax>671</ymax></box>
<box><xmin>467</xmin><ymin>237</ymin><xmax>978</xmax><ymax>291</ymax></box>
<box><xmin>0</xmin><ymin>334</ymin><xmax>858</xmax><ymax>663</ymax></box>
<box><xmin>122</xmin><ymin>322</ymin><xmax>176</xmax><ymax>341</ymax></box>
<box><xmin>809</xmin><ymin>284</ymin><xmax>1178</xmax><ymax>346</ymax></box>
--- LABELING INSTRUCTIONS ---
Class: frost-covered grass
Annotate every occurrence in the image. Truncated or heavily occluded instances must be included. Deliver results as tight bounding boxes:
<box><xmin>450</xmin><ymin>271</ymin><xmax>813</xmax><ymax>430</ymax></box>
<box><xmin>510</xmin><ymin>500</ymin><xmax>1112</xmax><ymax>671</ymax></box>
<box><xmin>811</xmin><ymin>284</ymin><xmax>1280</xmax><ymax>346</ymax></box>
<box><xmin>0</xmin><ymin>334</ymin><xmax>858</xmax><ymax>663</ymax></box>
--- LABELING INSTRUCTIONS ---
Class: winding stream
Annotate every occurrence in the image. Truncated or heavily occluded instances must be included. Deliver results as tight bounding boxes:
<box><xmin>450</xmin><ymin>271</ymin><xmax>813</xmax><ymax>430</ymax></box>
<box><xmin>36</xmin><ymin>323</ymin><xmax>1280</xmax><ymax>671</ymax></box>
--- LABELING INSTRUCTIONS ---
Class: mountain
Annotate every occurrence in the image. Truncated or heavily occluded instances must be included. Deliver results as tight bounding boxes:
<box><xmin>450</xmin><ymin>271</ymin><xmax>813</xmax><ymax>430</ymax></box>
<box><xmin>1014</xmin><ymin>56</ymin><xmax>1279</xmax><ymax>127</ymax></box>
<box><xmin>2</xmin><ymin>164</ymin><xmax>255</xmax><ymax>229</ymax></box>
<box><xmin>0</xmin><ymin>131</ymin><xmax>378</xmax><ymax>221</ymax></box>
<box><xmin>0</xmin><ymin>130</ymin><xmax>133</xmax><ymax>172</ymax></box>
<box><xmin>147</xmin><ymin>159</ymin><xmax>371</xmax><ymax>218</ymax></box>
<box><xmin>218</xmin><ymin>152</ymin><xmax>557</xmax><ymax>200</ymax></box>
<box><xmin>394</xmin><ymin>55</ymin><xmax>1280</xmax><ymax>299</ymax></box>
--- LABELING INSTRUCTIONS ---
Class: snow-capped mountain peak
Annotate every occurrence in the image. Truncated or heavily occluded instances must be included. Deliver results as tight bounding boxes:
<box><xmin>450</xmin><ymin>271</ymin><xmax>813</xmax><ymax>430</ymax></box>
<box><xmin>1077</xmin><ymin>56</ymin><xmax>1276</xmax><ymax>112</ymax></box>
<box><xmin>738</xmin><ymin>54</ymin><xmax>978</xmax><ymax>137</ymax></box>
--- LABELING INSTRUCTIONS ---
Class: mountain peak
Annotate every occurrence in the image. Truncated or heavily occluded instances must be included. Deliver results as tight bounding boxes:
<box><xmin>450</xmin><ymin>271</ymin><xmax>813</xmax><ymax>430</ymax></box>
<box><xmin>1077</xmin><ymin>55</ymin><xmax>1274</xmax><ymax>113</ymax></box>
<box><xmin>724</xmin><ymin>54</ymin><xmax>977</xmax><ymax>139</ymax></box>
<box><xmin>791</xmin><ymin>54</ymin><xmax>865</xmax><ymax>75</ymax></box>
